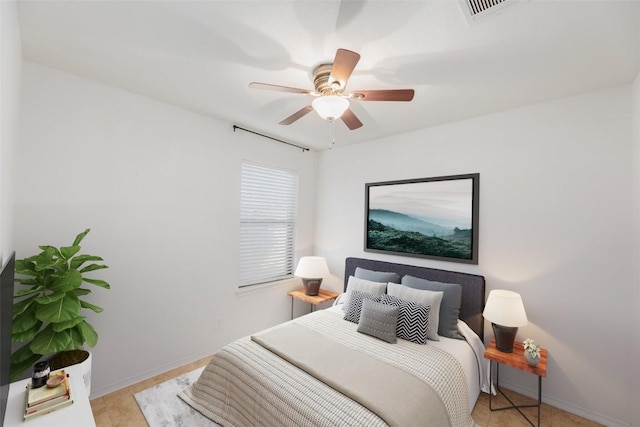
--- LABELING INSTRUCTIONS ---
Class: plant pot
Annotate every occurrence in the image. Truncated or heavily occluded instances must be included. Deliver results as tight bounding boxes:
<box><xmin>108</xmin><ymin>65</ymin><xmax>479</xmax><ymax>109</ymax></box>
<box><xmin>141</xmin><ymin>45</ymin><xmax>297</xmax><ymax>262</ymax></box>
<box><xmin>48</xmin><ymin>349</ymin><xmax>92</xmax><ymax>397</ymax></box>
<box><xmin>524</xmin><ymin>351</ymin><xmax>540</xmax><ymax>367</ymax></box>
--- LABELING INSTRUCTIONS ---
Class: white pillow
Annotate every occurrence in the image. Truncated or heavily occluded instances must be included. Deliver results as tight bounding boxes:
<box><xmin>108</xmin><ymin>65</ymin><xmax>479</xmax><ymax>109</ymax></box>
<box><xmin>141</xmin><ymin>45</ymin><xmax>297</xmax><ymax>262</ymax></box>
<box><xmin>341</xmin><ymin>276</ymin><xmax>388</xmax><ymax>312</ymax></box>
<box><xmin>387</xmin><ymin>282</ymin><xmax>443</xmax><ymax>341</ymax></box>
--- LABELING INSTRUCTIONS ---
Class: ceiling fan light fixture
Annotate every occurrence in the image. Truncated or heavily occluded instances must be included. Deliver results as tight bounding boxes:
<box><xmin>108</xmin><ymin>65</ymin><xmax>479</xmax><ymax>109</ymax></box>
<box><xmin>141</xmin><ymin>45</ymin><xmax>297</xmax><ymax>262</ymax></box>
<box><xmin>249</xmin><ymin>48</ymin><xmax>414</xmax><ymax>130</ymax></box>
<box><xmin>312</xmin><ymin>96</ymin><xmax>349</xmax><ymax>121</ymax></box>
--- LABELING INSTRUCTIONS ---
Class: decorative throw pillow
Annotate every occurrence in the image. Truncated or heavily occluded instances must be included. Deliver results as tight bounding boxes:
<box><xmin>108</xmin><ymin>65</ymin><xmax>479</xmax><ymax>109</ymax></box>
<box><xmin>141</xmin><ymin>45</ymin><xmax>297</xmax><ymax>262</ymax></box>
<box><xmin>386</xmin><ymin>282</ymin><xmax>443</xmax><ymax>341</ymax></box>
<box><xmin>341</xmin><ymin>276</ymin><xmax>388</xmax><ymax>312</ymax></box>
<box><xmin>379</xmin><ymin>294</ymin><xmax>430</xmax><ymax>345</ymax></box>
<box><xmin>357</xmin><ymin>299</ymin><xmax>399</xmax><ymax>343</ymax></box>
<box><xmin>344</xmin><ymin>290</ymin><xmax>382</xmax><ymax>323</ymax></box>
<box><xmin>354</xmin><ymin>267</ymin><xmax>400</xmax><ymax>285</ymax></box>
<box><xmin>401</xmin><ymin>275</ymin><xmax>463</xmax><ymax>339</ymax></box>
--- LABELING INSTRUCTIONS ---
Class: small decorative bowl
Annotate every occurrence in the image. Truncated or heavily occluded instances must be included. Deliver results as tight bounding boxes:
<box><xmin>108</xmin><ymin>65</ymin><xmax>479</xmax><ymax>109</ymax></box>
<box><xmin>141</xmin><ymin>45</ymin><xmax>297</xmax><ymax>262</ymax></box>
<box><xmin>46</xmin><ymin>374</ymin><xmax>65</xmax><ymax>388</ymax></box>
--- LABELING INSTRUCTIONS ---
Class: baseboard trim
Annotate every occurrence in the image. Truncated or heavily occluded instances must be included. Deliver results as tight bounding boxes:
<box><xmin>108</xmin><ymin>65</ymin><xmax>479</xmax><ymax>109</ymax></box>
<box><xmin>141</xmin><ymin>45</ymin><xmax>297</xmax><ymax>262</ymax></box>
<box><xmin>499</xmin><ymin>379</ymin><xmax>631</xmax><ymax>427</ymax></box>
<box><xmin>89</xmin><ymin>347</ymin><xmax>219</xmax><ymax>399</ymax></box>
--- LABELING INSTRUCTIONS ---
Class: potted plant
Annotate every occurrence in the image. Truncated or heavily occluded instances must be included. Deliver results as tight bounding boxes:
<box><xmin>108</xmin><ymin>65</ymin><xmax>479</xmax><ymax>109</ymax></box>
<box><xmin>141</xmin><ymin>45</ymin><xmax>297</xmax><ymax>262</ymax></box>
<box><xmin>523</xmin><ymin>338</ymin><xmax>541</xmax><ymax>366</ymax></box>
<box><xmin>10</xmin><ymin>229</ymin><xmax>110</xmax><ymax>387</ymax></box>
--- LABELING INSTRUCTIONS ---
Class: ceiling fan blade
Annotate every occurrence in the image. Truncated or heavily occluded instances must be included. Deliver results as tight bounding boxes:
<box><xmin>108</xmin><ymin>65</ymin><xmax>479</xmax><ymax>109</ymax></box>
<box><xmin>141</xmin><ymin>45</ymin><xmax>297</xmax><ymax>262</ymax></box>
<box><xmin>279</xmin><ymin>105</ymin><xmax>313</xmax><ymax>125</ymax></box>
<box><xmin>249</xmin><ymin>82</ymin><xmax>312</xmax><ymax>95</ymax></box>
<box><xmin>329</xmin><ymin>49</ymin><xmax>361</xmax><ymax>89</ymax></box>
<box><xmin>353</xmin><ymin>89</ymin><xmax>415</xmax><ymax>101</ymax></box>
<box><xmin>341</xmin><ymin>108</ymin><xmax>363</xmax><ymax>130</ymax></box>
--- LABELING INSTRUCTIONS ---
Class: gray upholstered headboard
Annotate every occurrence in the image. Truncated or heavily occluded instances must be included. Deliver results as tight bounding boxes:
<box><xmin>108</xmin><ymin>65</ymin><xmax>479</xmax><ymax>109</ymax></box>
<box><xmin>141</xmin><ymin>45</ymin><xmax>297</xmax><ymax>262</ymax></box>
<box><xmin>344</xmin><ymin>257</ymin><xmax>486</xmax><ymax>340</ymax></box>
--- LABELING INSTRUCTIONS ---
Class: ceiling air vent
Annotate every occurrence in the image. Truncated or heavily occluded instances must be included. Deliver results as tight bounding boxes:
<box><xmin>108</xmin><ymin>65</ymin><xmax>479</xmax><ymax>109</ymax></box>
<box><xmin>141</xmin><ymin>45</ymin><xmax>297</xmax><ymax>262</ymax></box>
<box><xmin>468</xmin><ymin>0</ymin><xmax>507</xmax><ymax>16</ymax></box>
<box><xmin>459</xmin><ymin>0</ymin><xmax>522</xmax><ymax>24</ymax></box>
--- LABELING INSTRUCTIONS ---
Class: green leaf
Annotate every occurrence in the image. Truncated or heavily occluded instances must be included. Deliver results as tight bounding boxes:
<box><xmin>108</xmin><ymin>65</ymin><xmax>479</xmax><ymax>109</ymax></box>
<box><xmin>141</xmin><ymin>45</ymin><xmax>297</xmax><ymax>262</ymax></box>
<box><xmin>72</xmin><ymin>228</ymin><xmax>91</xmax><ymax>246</ymax></box>
<box><xmin>30</xmin><ymin>325</ymin><xmax>72</xmax><ymax>355</ymax></box>
<box><xmin>70</xmin><ymin>255</ymin><xmax>103</xmax><ymax>270</ymax></box>
<box><xmin>53</xmin><ymin>316</ymin><xmax>86</xmax><ymax>332</ymax></box>
<box><xmin>83</xmin><ymin>278</ymin><xmax>111</xmax><ymax>289</ymax></box>
<box><xmin>79</xmin><ymin>299</ymin><xmax>103</xmax><ymax>313</ymax></box>
<box><xmin>79</xmin><ymin>264</ymin><xmax>108</xmax><ymax>273</ymax></box>
<box><xmin>49</xmin><ymin>258</ymin><xmax>66</xmax><ymax>272</ymax></box>
<box><xmin>38</xmin><ymin>245</ymin><xmax>62</xmax><ymax>256</ymax></box>
<box><xmin>12</xmin><ymin>303</ymin><xmax>40</xmax><ymax>334</ymax></box>
<box><xmin>60</xmin><ymin>245</ymin><xmax>81</xmax><ymax>260</ymax></box>
<box><xmin>77</xmin><ymin>321</ymin><xmax>98</xmax><ymax>347</ymax></box>
<box><xmin>32</xmin><ymin>248</ymin><xmax>59</xmax><ymax>271</ymax></box>
<box><xmin>13</xmin><ymin>295</ymin><xmax>38</xmax><ymax>317</ymax></box>
<box><xmin>15</xmin><ymin>278</ymin><xmax>41</xmax><ymax>286</ymax></box>
<box><xmin>16</xmin><ymin>286</ymin><xmax>44</xmax><ymax>297</ymax></box>
<box><xmin>10</xmin><ymin>345</ymin><xmax>42</xmax><ymax>382</ymax></box>
<box><xmin>12</xmin><ymin>322</ymin><xmax>42</xmax><ymax>343</ymax></box>
<box><xmin>15</xmin><ymin>258</ymin><xmax>34</xmax><ymax>269</ymax></box>
<box><xmin>14</xmin><ymin>259</ymin><xmax>37</xmax><ymax>276</ymax></box>
<box><xmin>73</xmin><ymin>288</ymin><xmax>92</xmax><ymax>296</ymax></box>
<box><xmin>11</xmin><ymin>343</ymin><xmax>39</xmax><ymax>364</ymax></box>
<box><xmin>49</xmin><ymin>269</ymin><xmax>83</xmax><ymax>293</ymax></box>
<box><xmin>35</xmin><ymin>292</ymin><xmax>66</xmax><ymax>304</ymax></box>
<box><xmin>36</xmin><ymin>246</ymin><xmax>60</xmax><ymax>259</ymax></box>
<box><xmin>69</xmin><ymin>326</ymin><xmax>85</xmax><ymax>349</ymax></box>
<box><xmin>35</xmin><ymin>292</ymin><xmax>81</xmax><ymax>323</ymax></box>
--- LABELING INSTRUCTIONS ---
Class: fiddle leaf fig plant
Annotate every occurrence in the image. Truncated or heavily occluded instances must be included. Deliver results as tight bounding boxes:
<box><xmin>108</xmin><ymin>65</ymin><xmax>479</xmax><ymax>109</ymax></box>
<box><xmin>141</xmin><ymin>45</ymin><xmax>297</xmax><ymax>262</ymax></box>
<box><xmin>10</xmin><ymin>229</ymin><xmax>111</xmax><ymax>381</ymax></box>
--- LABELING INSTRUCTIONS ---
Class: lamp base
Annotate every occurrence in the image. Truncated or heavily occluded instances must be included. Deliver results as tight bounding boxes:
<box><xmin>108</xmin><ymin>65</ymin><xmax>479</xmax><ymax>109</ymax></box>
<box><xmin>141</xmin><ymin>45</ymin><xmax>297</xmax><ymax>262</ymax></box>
<box><xmin>492</xmin><ymin>323</ymin><xmax>518</xmax><ymax>353</ymax></box>
<box><xmin>301</xmin><ymin>278</ymin><xmax>323</xmax><ymax>296</ymax></box>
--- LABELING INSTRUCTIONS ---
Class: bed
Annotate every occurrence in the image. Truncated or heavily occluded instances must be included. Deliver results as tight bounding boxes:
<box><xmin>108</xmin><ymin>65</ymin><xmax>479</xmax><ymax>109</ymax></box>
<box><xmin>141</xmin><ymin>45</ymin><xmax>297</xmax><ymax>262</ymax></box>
<box><xmin>179</xmin><ymin>257</ymin><xmax>489</xmax><ymax>426</ymax></box>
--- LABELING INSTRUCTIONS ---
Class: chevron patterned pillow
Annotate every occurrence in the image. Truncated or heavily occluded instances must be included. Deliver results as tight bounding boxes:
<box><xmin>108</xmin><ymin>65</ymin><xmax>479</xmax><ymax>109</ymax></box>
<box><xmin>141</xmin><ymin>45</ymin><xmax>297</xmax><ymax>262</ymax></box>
<box><xmin>380</xmin><ymin>294</ymin><xmax>431</xmax><ymax>345</ymax></box>
<box><xmin>344</xmin><ymin>290</ymin><xmax>381</xmax><ymax>323</ymax></box>
<box><xmin>386</xmin><ymin>282</ymin><xmax>443</xmax><ymax>341</ymax></box>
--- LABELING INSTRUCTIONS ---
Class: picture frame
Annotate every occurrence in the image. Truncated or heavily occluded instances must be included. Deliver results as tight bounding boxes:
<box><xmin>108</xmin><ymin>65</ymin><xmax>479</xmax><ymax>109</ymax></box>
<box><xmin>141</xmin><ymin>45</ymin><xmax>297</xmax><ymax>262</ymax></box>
<box><xmin>364</xmin><ymin>173</ymin><xmax>479</xmax><ymax>264</ymax></box>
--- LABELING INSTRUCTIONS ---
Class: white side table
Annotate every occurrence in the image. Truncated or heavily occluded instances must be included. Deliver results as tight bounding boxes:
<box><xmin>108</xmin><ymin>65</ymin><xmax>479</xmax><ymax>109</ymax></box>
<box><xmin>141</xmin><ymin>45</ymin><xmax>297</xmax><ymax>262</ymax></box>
<box><xmin>4</xmin><ymin>363</ymin><xmax>96</xmax><ymax>426</ymax></box>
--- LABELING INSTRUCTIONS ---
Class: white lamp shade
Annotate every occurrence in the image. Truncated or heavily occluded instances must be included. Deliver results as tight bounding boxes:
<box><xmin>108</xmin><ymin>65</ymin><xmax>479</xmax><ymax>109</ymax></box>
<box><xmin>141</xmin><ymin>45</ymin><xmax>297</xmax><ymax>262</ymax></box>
<box><xmin>483</xmin><ymin>289</ymin><xmax>528</xmax><ymax>327</ymax></box>
<box><xmin>294</xmin><ymin>256</ymin><xmax>330</xmax><ymax>279</ymax></box>
<box><xmin>312</xmin><ymin>96</ymin><xmax>349</xmax><ymax>120</ymax></box>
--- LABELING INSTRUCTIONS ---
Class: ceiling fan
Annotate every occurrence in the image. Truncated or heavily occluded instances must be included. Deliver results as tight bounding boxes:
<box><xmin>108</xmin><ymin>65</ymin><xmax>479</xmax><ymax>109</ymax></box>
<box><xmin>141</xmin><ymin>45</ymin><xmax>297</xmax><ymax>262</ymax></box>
<box><xmin>249</xmin><ymin>48</ymin><xmax>414</xmax><ymax>130</ymax></box>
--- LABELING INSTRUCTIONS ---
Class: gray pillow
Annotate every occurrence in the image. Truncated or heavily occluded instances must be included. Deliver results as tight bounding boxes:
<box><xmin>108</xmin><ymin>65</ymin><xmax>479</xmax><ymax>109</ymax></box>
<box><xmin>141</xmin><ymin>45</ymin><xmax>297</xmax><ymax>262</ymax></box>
<box><xmin>357</xmin><ymin>299</ymin><xmax>399</xmax><ymax>343</ymax></box>
<box><xmin>401</xmin><ymin>275</ymin><xmax>463</xmax><ymax>339</ymax></box>
<box><xmin>342</xmin><ymin>276</ymin><xmax>388</xmax><ymax>312</ymax></box>
<box><xmin>354</xmin><ymin>267</ymin><xmax>400</xmax><ymax>284</ymax></box>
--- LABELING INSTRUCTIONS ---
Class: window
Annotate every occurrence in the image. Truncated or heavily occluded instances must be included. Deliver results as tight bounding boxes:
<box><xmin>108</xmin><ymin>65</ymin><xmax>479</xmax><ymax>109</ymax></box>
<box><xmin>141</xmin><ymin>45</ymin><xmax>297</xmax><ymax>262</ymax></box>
<box><xmin>239</xmin><ymin>162</ymin><xmax>298</xmax><ymax>288</ymax></box>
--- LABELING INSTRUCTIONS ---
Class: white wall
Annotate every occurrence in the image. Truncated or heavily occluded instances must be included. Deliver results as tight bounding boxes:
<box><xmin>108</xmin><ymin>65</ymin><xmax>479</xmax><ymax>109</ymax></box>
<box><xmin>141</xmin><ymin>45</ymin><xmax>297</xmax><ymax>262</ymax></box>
<box><xmin>316</xmin><ymin>86</ymin><xmax>634</xmax><ymax>426</ymax></box>
<box><xmin>631</xmin><ymin>72</ymin><xmax>640</xmax><ymax>427</ymax></box>
<box><xmin>15</xmin><ymin>61</ymin><xmax>318</xmax><ymax>397</ymax></box>
<box><xmin>0</xmin><ymin>0</ymin><xmax>21</xmax><ymax>260</ymax></box>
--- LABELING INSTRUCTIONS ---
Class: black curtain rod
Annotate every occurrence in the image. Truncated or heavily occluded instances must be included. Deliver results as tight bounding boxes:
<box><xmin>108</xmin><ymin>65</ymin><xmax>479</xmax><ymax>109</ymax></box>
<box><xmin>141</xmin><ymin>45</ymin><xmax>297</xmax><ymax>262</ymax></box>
<box><xmin>233</xmin><ymin>125</ymin><xmax>309</xmax><ymax>152</ymax></box>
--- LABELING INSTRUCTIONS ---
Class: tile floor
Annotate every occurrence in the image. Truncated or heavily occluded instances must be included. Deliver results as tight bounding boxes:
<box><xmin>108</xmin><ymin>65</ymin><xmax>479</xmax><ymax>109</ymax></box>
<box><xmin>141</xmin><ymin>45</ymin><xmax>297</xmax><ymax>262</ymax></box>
<box><xmin>90</xmin><ymin>358</ymin><xmax>604</xmax><ymax>427</ymax></box>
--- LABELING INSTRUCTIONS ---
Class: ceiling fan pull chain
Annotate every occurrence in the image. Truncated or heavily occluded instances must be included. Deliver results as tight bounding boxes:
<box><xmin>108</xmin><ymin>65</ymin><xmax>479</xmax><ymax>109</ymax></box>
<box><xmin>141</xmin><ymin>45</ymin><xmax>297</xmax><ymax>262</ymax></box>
<box><xmin>329</xmin><ymin>120</ymin><xmax>336</xmax><ymax>149</ymax></box>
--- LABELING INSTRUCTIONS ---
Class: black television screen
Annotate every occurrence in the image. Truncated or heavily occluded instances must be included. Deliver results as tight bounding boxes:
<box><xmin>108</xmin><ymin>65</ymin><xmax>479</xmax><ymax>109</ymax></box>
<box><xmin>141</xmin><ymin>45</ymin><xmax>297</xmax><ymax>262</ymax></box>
<box><xmin>0</xmin><ymin>251</ymin><xmax>15</xmax><ymax>426</ymax></box>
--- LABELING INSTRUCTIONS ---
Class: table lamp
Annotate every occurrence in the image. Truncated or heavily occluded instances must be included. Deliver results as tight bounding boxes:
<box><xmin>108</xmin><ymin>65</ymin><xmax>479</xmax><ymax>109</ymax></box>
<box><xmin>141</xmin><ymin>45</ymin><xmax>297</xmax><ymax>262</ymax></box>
<box><xmin>483</xmin><ymin>289</ymin><xmax>528</xmax><ymax>352</ymax></box>
<box><xmin>294</xmin><ymin>256</ymin><xmax>330</xmax><ymax>296</ymax></box>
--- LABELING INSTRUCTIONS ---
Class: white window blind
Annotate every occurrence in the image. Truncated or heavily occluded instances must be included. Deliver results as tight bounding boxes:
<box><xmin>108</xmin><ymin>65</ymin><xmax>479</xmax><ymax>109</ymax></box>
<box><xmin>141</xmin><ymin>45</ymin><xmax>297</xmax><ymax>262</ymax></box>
<box><xmin>239</xmin><ymin>162</ymin><xmax>298</xmax><ymax>287</ymax></box>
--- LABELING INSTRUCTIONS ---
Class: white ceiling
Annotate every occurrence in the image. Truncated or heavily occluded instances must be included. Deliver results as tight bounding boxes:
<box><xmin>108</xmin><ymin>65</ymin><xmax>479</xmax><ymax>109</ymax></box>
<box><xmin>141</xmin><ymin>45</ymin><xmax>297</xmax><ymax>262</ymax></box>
<box><xmin>17</xmin><ymin>0</ymin><xmax>640</xmax><ymax>151</ymax></box>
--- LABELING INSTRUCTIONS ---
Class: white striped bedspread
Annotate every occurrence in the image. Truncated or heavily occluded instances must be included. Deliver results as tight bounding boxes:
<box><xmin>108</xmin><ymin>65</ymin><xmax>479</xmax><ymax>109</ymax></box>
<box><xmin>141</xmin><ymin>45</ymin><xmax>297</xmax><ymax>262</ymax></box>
<box><xmin>179</xmin><ymin>308</ymin><xmax>477</xmax><ymax>427</ymax></box>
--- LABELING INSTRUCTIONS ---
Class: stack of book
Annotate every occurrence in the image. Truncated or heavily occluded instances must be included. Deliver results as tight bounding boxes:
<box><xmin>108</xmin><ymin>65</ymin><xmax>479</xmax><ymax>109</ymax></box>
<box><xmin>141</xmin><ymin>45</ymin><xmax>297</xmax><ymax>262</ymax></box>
<box><xmin>23</xmin><ymin>370</ymin><xmax>74</xmax><ymax>421</ymax></box>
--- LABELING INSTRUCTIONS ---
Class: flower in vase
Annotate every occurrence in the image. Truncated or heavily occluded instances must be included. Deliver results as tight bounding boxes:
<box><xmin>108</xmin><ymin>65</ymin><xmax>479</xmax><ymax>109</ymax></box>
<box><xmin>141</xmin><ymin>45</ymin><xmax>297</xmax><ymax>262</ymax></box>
<box><xmin>523</xmin><ymin>338</ymin><xmax>541</xmax><ymax>358</ymax></box>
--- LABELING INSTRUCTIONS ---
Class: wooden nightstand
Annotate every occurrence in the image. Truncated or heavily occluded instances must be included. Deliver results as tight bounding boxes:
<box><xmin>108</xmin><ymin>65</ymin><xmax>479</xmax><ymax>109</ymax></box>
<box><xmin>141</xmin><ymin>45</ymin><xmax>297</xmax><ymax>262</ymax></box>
<box><xmin>484</xmin><ymin>338</ymin><xmax>548</xmax><ymax>427</ymax></box>
<box><xmin>288</xmin><ymin>288</ymin><xmax>339</xmax><ymax>319</ymax></box>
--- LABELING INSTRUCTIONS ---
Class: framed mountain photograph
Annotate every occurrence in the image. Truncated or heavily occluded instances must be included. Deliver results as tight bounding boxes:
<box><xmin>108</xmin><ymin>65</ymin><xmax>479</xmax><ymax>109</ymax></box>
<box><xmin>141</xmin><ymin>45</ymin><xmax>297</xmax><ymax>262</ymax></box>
<box><xmin>365</xmin><ymin>174</ymin><xmax>479</xmax><ymax>264</ymax></box>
